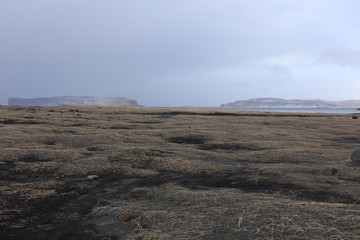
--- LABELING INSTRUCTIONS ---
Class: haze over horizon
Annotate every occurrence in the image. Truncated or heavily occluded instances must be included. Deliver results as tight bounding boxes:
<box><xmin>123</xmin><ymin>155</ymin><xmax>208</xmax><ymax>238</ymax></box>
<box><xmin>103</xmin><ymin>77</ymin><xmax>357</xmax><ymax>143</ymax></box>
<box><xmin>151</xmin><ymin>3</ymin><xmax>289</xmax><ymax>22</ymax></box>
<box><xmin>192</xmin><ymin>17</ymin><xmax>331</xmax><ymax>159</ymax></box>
<box><xmin>1</xmin><ymin>1</ymin><xmax>360</xmax><ymax>107</ymax></box>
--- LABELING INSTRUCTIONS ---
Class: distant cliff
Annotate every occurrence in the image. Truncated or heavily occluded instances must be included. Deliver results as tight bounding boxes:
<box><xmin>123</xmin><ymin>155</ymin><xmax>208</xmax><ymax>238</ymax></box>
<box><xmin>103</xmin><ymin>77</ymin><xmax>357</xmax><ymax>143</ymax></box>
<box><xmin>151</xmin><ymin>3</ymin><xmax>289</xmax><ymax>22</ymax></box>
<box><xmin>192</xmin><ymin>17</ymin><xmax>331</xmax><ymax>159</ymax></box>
<box><xmin>220</xmin><ymin>98</ymin><xmax>360</xmax><ymax>109</ymax></box>
<box><xmin>8</xmin><ymin>96</ymin><xmax>139</xmax><ymax>107</ymax></box>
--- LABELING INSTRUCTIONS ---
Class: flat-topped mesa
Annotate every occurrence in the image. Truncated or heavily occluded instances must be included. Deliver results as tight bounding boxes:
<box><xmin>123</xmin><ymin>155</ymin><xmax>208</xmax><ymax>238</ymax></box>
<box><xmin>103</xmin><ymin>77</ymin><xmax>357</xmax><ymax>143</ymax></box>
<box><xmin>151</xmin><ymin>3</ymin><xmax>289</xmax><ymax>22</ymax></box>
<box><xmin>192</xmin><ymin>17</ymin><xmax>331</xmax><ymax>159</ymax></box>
<box><xmin>8</xmin><ymin>96</ymin><xmax>139</xmax><ymax>107</ymax></box>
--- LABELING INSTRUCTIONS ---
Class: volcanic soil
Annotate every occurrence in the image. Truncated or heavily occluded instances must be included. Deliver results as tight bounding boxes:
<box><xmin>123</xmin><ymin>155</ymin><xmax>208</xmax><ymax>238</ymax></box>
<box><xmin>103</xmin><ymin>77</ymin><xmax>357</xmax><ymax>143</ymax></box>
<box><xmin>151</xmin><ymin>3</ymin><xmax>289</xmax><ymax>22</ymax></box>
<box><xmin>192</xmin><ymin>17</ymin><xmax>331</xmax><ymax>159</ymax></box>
<box><xmin>1</xmin><ymin>105</ymin><xmax>360</xmax><ymax>239</ymax></box>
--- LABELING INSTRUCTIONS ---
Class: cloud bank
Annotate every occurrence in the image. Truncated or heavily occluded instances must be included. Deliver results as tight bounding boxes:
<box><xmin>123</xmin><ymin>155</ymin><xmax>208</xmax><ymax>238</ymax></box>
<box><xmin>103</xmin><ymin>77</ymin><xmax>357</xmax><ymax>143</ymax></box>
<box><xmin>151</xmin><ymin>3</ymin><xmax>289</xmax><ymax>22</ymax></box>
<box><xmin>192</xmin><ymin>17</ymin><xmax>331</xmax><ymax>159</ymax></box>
<box><xmin>1</xmin><ymin>0</ymin><xmax>360</xmax><ymax>106</ymax></box>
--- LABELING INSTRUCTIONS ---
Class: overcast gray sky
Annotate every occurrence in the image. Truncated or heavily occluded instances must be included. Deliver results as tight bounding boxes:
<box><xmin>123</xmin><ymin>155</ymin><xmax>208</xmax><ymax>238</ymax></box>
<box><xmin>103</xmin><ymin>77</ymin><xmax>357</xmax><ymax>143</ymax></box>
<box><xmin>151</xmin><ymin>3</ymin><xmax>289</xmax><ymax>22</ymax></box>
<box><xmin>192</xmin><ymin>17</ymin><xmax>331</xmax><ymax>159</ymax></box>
<box><xmin>1</xmin><ymin>0</ymin><xmax>360</xmax><ymax>106</ymax></box>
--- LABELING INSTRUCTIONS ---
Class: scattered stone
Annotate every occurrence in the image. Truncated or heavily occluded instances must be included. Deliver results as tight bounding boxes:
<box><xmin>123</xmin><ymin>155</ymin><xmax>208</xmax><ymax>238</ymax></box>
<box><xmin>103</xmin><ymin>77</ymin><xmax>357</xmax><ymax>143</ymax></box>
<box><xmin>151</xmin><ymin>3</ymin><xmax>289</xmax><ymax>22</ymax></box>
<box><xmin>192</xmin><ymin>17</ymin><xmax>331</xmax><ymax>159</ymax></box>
<box><xmin>117</xmin><ymin>213</ymin><xmax>140</xmax><ymax>222</ymax></box>
<box><xmin>87</xmin><ymin>175</ymin><xmax>99</xmax><ymax>180</ymax></box>
<box><xmin>352</xmin><ymin>116</ymin><xmax>358</xmax><ymax>119</ymax></box>
<box><xmin>0</xmin><ymin>161</ymin><xmax>6</xmax><ymax>165</ymax></box>
<box><xmin>351</xmin><ymin>148</ymin><xmax>360</xmax><ymax>164</ymax></box>
<box><xmin>47</xmin><ymin>190</ymin><xmax>58</xmax><ymax>196</ymax></box>
<box><xmin>323</xmin><ymin>168</ymin><xmax>338</xmax><ymax>175</ymax></box>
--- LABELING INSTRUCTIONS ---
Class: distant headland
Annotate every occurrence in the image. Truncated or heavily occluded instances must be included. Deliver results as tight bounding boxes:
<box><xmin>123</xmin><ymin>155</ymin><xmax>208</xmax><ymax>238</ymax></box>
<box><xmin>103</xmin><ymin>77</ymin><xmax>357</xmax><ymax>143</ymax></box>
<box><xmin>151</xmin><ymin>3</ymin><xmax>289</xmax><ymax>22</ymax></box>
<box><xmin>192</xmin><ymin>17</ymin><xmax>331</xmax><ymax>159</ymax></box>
<box><xmin>220</xmin><ymin>98</ymin><xmax>360</xmax><ymax>109</ymax></box>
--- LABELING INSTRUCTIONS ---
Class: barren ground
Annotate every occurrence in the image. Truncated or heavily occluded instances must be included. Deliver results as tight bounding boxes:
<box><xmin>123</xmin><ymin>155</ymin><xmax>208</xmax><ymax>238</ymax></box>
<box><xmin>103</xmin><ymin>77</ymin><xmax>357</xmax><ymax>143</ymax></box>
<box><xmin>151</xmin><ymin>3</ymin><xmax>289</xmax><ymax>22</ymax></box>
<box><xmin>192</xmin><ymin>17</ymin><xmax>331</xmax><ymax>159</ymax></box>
<box><xmin>1</xmin><ymin>105</ymin><xmax>360</xmax><ymax>239</ymax></box>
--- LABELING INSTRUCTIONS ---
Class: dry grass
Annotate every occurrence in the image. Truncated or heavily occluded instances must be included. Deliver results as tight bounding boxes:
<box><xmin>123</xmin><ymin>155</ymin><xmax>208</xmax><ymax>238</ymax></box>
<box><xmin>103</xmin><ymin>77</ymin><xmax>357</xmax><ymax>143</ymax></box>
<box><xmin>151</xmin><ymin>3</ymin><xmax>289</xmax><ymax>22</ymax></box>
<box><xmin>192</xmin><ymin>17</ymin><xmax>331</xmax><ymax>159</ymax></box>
<box><xmin>90</xmin><ymin>183</ymin><xmax>360</xmax><ymax>240</ymax></box>
<box><xmin>0</xmin><ymin>105</ymin><xmax>360</xmax><ymax>239</ymax></box>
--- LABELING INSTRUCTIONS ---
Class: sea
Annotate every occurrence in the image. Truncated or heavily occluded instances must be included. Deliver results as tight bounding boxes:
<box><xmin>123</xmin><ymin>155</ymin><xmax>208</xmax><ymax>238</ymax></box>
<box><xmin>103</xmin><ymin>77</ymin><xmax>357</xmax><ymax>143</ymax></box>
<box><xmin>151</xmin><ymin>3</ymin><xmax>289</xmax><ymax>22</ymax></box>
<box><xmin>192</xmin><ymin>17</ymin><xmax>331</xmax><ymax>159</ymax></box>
<box><xmin>228</xmin><ymin>108</ymin><xmax>359</xmax><ymax>114</ymax></box>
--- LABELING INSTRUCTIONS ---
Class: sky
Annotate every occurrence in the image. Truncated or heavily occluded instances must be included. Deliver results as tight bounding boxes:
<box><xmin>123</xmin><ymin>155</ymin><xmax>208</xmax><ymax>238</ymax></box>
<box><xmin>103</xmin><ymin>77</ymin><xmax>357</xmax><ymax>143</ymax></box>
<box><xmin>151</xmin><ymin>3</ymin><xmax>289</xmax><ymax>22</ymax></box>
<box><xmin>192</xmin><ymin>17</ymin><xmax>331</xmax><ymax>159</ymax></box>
<box><xmin>1</xmin><ymin>0</ymin><xmax>360</xmax><ymax>107</ymax></box>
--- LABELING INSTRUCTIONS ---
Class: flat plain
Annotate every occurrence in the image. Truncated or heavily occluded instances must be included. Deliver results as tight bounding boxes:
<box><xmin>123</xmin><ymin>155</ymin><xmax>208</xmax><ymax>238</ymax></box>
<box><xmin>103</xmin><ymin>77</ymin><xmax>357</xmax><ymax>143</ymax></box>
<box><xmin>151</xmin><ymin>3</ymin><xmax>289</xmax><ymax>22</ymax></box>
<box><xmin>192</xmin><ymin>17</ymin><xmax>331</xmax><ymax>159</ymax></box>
<box><xmin>1</xmin><ymin>105</ymin><xmax>360</xmax><ymax>240</ymax></box>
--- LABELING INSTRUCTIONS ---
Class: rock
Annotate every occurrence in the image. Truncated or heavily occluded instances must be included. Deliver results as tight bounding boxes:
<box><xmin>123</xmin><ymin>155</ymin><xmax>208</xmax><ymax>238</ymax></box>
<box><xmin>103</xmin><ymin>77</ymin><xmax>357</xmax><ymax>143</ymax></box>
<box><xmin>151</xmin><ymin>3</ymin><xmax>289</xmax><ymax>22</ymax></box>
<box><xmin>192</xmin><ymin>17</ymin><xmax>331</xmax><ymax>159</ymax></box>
<box><xmin>0</xmin><ymin>161</ymin><xmax>6</xmax><ymax>165</ymax></box>
<box><xmin>87</xmin><ymin>175</ymin><xmax>99</xmax><ymax>180</ymax></box>
<box><xmin>323</xmin><ymin>168</ymin><xmax>338</xmax><ymax>175</ymax></box>
<box><xmin>117</xmin><ymin>213</ymin><xmax>140</xmax><ymax>222</ymax></box>
<box><xmin>331</xmin><ymin>168</ymin><xmax>338</xmax><ymax>175</ymax></box>
<box><xmin>351</xmin><ymin>148</ymin><xmax>360</xmax><ymax>164</ymax></box>
<box><xmin>47</xmin><ymin>190</ymin><xmax>58</xmax><ymax>196</ymax></box>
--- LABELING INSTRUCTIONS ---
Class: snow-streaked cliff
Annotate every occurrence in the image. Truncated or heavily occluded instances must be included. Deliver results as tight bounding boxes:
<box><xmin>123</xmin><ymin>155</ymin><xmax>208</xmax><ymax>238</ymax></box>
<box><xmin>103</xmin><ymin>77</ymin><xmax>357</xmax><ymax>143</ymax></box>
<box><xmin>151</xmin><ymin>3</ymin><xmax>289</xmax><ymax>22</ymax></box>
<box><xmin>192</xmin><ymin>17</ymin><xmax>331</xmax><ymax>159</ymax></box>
<box><xmin>220</xmin><ymin>98</ymin><xmax>360</xmax><ymax>109</ymax></box>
